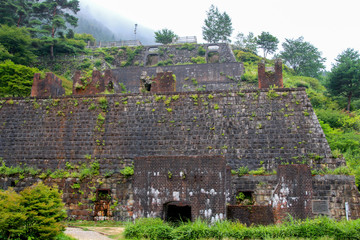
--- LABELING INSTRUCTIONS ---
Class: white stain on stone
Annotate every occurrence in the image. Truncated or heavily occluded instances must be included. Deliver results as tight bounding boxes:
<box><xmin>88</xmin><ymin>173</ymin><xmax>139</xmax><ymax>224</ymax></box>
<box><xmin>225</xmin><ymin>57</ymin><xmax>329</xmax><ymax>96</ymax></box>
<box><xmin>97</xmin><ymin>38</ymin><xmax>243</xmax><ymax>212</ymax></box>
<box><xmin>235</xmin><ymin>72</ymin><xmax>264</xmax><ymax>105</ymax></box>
<box><xmin>173</xmin><ymin>191</ymin><xmax>180</xmax><ymax>201</ymax></box>
<box><xmin>204</xmin><ymin>209</ymin><xmax>212</xmax><ymax>218</ymax></box>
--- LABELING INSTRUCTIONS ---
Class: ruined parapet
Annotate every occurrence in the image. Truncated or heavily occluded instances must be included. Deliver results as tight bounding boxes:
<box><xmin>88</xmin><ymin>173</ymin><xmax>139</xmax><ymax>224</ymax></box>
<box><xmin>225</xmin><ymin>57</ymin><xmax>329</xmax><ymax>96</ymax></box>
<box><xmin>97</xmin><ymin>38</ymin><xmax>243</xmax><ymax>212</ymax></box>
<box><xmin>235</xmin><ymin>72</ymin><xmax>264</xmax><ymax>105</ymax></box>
<box><xmin>258</xmin><ymin>59</ymin><xmax>283</xmax><ymax>89</ymax></box>
<box><xmin>31</xmin><ymin>72</ymin><xmax>65</xmax><ymax>97</ymax></box>
<box><xmin>272</xmin><ymin>165</ymin><xmax>313</xmax><ymax>223</ymax></box>
<box><xmin>150</xmin><ymin>68</ymin><xmax>176</xmax><ymax>93</ymax></box>
<box><xmin>73</xmin><ymin>70</ymin><xmax>119</xmax><ymax>95</ymax></box>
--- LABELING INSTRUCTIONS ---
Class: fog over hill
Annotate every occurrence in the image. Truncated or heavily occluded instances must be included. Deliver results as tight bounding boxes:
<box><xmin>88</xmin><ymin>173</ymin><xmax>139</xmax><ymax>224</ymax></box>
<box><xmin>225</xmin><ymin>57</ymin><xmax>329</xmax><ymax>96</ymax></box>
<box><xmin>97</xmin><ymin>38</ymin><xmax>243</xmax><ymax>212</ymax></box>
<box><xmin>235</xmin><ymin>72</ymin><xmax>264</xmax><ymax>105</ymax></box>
<box><xmin>75</xmin><ymin>0</ymin><xmax>156</xmax><ymax>45</ymax></box>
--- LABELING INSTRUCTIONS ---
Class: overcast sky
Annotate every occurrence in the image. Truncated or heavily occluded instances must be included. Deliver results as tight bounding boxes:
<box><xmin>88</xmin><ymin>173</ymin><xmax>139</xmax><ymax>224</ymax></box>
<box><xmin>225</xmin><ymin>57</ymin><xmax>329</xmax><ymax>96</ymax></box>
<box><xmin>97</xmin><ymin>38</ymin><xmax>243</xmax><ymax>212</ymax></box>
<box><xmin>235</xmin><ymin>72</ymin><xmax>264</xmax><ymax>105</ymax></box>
<box><xmin>81</xmin><ymin>0</ymin><xmax>360</xmax><ymax>70</ymax></box>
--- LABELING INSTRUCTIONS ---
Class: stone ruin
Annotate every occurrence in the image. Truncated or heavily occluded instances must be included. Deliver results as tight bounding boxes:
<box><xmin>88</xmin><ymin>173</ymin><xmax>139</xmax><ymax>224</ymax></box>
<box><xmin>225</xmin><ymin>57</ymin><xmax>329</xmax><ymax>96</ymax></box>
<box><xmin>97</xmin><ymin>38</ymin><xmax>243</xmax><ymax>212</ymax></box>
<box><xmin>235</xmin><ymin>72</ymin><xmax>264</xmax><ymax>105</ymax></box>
<box><xmin>1</xmin><ymin>43</ymin><xmax>360</xmax><ymax>224</ymax></box>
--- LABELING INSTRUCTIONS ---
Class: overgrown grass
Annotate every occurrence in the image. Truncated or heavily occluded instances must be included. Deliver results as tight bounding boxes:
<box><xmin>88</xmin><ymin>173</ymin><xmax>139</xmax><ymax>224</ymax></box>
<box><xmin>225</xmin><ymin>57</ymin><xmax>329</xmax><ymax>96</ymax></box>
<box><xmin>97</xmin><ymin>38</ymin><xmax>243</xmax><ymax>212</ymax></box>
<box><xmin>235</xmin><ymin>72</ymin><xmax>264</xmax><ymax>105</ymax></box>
<box><xmin>66</xmin><ymin>220</ymin><xmax>125</xmax><ymax>227</ymax></box>
<box><xmin>124</xmin><ymin>217</ymin><xmax>360</xmax><ymax>240</ymax></box>
<box><xmin>55</xmin><ymin>232</ymin><xmax>77</xmax><ymax>240</ymax></box>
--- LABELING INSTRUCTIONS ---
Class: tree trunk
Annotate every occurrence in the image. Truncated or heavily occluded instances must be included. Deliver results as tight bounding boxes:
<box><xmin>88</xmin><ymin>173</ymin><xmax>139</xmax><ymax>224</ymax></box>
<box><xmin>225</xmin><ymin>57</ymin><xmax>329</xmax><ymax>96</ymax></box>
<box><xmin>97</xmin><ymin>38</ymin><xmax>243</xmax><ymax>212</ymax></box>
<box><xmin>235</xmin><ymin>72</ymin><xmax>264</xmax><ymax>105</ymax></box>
<box><xmin>50</xmin><ymin>44</ymin><xmax>54</xmax><ymax>59</ymax></box>
<box><xmin>347</xmin><ymin>92</ymin><xmax>352</xmax><ymax>112</ymax></box>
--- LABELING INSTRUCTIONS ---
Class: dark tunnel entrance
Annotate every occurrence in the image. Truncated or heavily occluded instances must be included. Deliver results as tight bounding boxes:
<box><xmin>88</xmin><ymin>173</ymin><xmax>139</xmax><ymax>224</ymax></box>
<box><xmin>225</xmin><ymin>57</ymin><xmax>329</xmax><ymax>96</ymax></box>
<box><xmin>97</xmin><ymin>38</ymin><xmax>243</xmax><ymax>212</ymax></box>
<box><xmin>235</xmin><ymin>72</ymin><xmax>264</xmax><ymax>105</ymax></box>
<box><xmin>164</xmin><ymin>202</ymin><xmax>192</xmax><ymax>222</ymax></box>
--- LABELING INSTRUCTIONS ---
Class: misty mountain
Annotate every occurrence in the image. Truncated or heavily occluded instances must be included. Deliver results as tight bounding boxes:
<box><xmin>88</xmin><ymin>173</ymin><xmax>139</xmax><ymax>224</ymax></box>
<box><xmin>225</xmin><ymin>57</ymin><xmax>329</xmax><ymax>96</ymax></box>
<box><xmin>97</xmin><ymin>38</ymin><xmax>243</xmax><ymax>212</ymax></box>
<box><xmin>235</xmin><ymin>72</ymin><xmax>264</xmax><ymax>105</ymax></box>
<box><xmin>75</xmin><ymin>1</ymin><xmax>155</xmax><ymax>45</ymax></box>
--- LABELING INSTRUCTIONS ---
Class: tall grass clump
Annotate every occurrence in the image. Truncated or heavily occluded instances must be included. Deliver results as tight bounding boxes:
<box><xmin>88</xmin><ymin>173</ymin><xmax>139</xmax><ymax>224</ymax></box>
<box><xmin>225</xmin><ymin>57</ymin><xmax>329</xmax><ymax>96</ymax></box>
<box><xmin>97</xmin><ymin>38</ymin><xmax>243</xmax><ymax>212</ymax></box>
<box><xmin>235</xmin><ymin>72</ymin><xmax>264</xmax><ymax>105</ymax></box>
<box><xmin>123</xmin><ymin>217</ymin><xmax>360</xmax><ymax>240</ymax></box>
<box><xmin>124</xmin><ymin>218</ymin><xmax>173</xmax><ymax>240</ymax></box>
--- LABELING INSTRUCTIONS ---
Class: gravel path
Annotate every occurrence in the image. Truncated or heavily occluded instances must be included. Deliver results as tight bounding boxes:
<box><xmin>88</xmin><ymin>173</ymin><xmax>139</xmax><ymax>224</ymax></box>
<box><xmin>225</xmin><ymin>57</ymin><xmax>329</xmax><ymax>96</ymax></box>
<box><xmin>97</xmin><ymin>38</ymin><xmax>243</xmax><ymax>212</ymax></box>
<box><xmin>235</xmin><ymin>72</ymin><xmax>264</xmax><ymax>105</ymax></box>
<box><xmin>65</xmin><ymin>227</ymin><xmax>113</xmax><ymax>240</ymax></box>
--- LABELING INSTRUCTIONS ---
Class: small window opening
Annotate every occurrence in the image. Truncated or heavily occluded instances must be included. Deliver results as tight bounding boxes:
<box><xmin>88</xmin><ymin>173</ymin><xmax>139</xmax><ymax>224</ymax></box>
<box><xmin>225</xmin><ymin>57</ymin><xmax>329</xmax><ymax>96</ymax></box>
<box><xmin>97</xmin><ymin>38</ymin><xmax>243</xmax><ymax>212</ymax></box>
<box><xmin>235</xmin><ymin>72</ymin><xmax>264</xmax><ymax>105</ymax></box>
<box><xmin>235</xmin><ymin>191</ymin><xmax>254</xmax><ymax>205</ymax></box>
<box><xmin>146</xmin><ymin>54</ymin><xmax>159</xmax><ymax>66</ymax></box>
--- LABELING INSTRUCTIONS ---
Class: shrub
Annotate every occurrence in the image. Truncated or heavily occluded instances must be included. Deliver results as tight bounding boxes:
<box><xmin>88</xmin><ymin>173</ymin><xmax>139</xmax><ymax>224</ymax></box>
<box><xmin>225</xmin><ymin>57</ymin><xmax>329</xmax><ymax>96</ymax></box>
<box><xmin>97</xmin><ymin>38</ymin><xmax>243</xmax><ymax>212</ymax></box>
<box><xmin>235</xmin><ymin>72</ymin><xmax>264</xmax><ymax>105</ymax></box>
<box><xmin>190</xmin><ymin>56</ymin><xmax>206</xmax><ymax>64</ymax></box>
<box><xmin>120</xmin><ymin>166</ymin><xmax>134</xmax><ymax>178</ymax></box>
<box><xmin>0</xmin><ymin>60</ymin><xmax>40</xmax><ymax>97</ymax></box>
<box><xmin>0</xmin><ymin>182</ymin><xmax>66</xmax><ymax>240</ymax></box>
<box><xmin>197</xmin><ymin>46</ymin><xmax>206</xmax><ymax>56</ymax></box>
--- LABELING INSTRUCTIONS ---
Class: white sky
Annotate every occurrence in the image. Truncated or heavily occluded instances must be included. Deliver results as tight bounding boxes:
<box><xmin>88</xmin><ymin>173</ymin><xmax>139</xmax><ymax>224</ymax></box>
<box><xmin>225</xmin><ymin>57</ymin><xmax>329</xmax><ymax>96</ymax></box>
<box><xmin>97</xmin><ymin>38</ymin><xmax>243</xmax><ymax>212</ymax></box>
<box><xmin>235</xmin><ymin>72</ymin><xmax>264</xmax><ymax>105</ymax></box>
<box><xmin>82</xmin><ymin>0</ymin><xmax>360</xmax><ymax>70</ymax></box>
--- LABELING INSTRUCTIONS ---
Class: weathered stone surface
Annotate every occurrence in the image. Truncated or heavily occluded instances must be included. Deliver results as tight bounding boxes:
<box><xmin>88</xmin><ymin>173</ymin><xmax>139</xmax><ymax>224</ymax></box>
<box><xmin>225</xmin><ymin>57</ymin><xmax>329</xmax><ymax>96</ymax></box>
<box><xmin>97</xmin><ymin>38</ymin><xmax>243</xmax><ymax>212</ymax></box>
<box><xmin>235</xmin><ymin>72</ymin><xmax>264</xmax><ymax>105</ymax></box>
<box><xmin>0</xmin><ymin>88</ymin><xmax>339</xmax><ymax>171</ymax></box>
<box><xmin>133</xmin><ymin>156</ymin><xmax>230</xmax><ymax>221</ymax></box>
<box><xmin>73</xmin><ymin>70</ymin><xmax>119</xmax><ymax>95</ymax></box>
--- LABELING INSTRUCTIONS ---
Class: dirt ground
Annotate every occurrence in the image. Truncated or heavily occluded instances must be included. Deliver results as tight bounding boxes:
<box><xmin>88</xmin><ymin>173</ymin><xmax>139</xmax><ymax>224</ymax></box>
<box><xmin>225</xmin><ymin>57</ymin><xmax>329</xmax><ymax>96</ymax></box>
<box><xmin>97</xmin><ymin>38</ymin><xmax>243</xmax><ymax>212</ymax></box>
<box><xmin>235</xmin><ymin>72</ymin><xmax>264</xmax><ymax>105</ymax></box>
<box><xmin>65</xmin><ymin>227</ymin><xmax>125</xmax><ymax>240</ymax></box>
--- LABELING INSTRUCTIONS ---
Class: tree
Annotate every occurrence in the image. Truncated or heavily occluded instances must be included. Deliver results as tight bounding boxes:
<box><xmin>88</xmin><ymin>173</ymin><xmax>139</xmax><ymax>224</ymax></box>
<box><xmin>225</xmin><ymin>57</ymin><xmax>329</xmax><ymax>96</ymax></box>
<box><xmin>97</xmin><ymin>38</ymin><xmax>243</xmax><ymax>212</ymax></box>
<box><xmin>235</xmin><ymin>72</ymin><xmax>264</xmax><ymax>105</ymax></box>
<box><xmin>202</xmin><ymin>5</ymin><xmax>233</xmax><ymax>43</ymax></box>
<box><xmin>279</xmin><ymin>37</ymin><xmax>326</xmax><ymax>78</ymax></box>
<box><xmin>328</xmin><ymin>48</ymin><xmax>360</xmax><ymax>111</ymax></box>
<box><xmin>0</xmin><ymin>0</ymin><xmax>35</xmax><ymax>27</ymax></box>
<box><xmin>0</xmin><ymin>183</ymin><xmax>66</xmax><ymax>240</ymax></box>
<box><xmin>154</xmin><ymin>28</ymin><xmax>178</xmax><ymax>44</ymax></box>
<box><xmin>20</xmin><ymin>182</ymin><xmax>66</xmax><ymax>240</ymax></box>
<box><xmin>0</xmin><ymin>25</ymin><xmax>37</xmax><ymax>65</ymax></box>
<box><xmin>0</xmin><ymin>188</ymin><xmax>26</xmax><ymax>239</ymax></box>
<box><xmin>256</xmin><ymin>32</ymin><xmax>279</xmax><ymax>59</ymax></box>
<box><xmin>233</xmin><ymin>32</ymin><xmax>257</xmax><ymax>53</ymax></box>
<box><xmin>32</xmin><ymin>0</ymin><xmax>80</xmax><ymax>58</ymax></box>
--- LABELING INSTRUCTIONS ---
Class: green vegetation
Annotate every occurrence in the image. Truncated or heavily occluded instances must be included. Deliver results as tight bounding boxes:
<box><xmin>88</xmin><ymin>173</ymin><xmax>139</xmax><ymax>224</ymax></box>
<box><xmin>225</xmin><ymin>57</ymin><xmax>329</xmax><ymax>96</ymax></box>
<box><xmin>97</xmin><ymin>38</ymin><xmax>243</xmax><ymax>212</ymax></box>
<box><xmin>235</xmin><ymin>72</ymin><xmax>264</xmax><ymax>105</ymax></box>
<box><xmin>0</xmin><ymin>60</ymin><xmax>39</xmax><ymax>97</ymax></box>
<box><xmin>154</xmin><ymin>28</ymin><xmax>178</xmax><ymax>45</ymax></box>
<box><xmin>202</xmin><ymin>5</ymin><xmax>233</xmax><ymax>43</ymax></box>
<box><xmin>0</xmin><ymin>182</ymin><xmax>66</xmax><ymax>240</ymax></box>
<box><xmin>120</xmin><ymin>166</ymin><xmax>134</xmax><ymax>178</ymax></box>
<box><xmin>256</xmin><ymin>31</ymin><xmax>279</xmax><ymax>59</ymax></box>
<box><xmin>124</xmin><ymin>217</ymin><xmax>360</xmax><ymax>240</ymax></box>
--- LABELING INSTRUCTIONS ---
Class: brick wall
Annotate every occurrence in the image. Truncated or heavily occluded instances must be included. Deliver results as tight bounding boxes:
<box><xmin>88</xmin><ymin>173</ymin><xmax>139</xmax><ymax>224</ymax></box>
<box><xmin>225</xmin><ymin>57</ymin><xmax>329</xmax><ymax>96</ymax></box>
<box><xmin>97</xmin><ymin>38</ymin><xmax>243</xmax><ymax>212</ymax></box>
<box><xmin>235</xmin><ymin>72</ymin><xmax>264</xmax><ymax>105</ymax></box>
<box><xmin>258</xmin><ymin>59</ymin><xmax>283</xmax><ymax>89</ymax></box>
<box><xmin>227</xmin><ymin>205</ymin><xmax>274</xmax><ymax>226</ymax></box>
<box><xmin>272</xmin><ymin>165</ymin><xmax>313</xmax><ymax>223</ymax></box>
<box><xmin>133</xmin><ymin>156</ymin><xmax>229</xmax><ymax>221</ymax></box>
<box><xmin>31</xmin><ymin>72</ymin><xmax>65</xmax><ymax>97</ymax></box>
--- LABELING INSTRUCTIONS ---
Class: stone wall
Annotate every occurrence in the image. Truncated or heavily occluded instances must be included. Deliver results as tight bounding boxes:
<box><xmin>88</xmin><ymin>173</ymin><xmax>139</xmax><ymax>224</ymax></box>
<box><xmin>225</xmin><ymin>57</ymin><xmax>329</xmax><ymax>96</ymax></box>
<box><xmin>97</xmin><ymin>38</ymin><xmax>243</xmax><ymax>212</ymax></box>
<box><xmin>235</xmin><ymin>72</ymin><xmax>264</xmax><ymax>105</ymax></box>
<box><xmin>230</xmin><ymin>171</ymin><xmax>360</xmax><ymax>222</ymax></box>
<box><xmin>0</xmin><ymin>88</ymin><xmax>339</xmax><ymax>171</ymax></box>
<box><xmin>313</xmin><ymin>175</ymin><xmax>360</xmax><ymax>220</ymax></box>
<box><xmin>0</xmin><ymin>174</ymin><xmax>133</xmax><ymax>221</ymax></box>
<box><xmin>113</xmin><ymin>62</ymin><xmax>245</xmax><ymax>93</ymax></box>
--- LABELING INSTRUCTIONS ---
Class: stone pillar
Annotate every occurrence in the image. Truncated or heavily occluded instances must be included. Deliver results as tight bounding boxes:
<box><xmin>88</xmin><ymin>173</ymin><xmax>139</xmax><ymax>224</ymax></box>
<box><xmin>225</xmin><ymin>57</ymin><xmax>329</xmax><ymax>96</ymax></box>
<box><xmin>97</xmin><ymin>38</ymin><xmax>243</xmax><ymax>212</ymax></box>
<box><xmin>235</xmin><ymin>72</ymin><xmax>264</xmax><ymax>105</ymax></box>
<box><xmin>258</xmin><ymin>59</ymin><xmax>283</xmax><ymax>89</ymax></box>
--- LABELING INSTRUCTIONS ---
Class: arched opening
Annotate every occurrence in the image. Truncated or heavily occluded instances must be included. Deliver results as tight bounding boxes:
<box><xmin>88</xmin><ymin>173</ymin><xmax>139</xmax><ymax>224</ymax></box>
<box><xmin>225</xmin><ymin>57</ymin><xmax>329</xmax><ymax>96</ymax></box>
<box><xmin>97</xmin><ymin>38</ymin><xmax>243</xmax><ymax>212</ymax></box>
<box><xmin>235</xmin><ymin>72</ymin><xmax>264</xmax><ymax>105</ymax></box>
<box><xmin>94</xmin><ymin>189</ymin><xmax>111</xmax><ymax>220</ymax></box>
<box><xmin>164</xmin><ymin>202</ymin><xmax>192</xmax><ymax>222</ymax></box>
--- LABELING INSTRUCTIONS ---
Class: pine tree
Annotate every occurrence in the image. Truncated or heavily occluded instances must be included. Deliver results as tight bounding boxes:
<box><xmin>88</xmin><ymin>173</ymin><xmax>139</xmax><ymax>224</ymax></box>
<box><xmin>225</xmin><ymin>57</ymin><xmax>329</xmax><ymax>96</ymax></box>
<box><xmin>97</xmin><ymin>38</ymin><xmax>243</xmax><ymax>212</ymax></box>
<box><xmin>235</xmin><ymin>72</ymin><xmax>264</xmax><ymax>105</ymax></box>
<box><xmin>32</xmin><ymin>0</ymin><xmax>80</xmax><ymax>58</ymax></box>
<box><xmin>202</xmin><ymin>5</ymin><xmax>233</xmax><ymax>43</ymax></box>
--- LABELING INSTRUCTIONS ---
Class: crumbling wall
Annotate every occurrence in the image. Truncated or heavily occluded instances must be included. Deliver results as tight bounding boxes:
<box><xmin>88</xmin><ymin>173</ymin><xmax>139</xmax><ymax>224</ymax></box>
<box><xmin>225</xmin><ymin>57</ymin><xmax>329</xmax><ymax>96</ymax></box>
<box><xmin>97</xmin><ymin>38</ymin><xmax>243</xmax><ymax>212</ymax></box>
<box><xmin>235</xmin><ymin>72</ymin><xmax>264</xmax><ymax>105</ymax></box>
<box><xmin>258</xmin><ymin>59</ymin><xmax>283</xmax><ymax>89</ymax></box>
<box><xmin>31</xmin><ymin>72</ymin><xmax>65</xmax><ymax>97</ymax></box>
<box><xmin>73</xmin><ymin>70</ymin><xmax>119</xmax><ymax>95</ymax></box>
<box><xmin>133</xmin><ymin>156</ymin><xmax>229</xmax><ymax>221</ymax></box>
